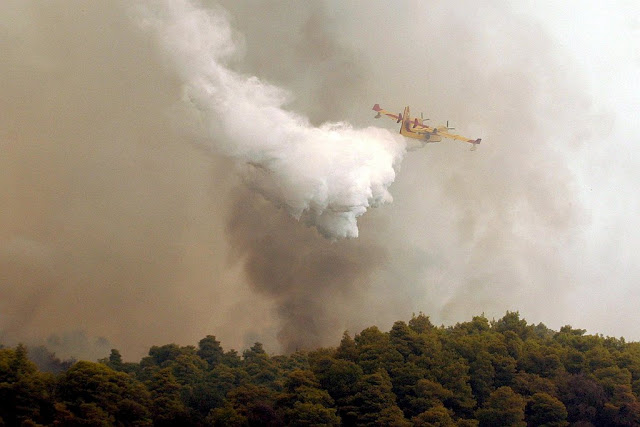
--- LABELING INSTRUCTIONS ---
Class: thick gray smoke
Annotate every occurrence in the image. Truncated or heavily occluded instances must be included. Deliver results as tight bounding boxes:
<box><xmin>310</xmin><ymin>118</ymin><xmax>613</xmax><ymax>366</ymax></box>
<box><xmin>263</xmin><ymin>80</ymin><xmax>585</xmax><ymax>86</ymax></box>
<box><xmin>1</xmin><ymin>0</ymin><xmax>617</xmax><ymax>359</ymax></box>
<box><xmin>0</xmin><ymin>0</ymin><xmax>242</xmax><ymax>359</ymax></box>
<box><xmin>226</xmin><ymin>189</ymin><xmax>387</xmax><ymax>351</ymax></box>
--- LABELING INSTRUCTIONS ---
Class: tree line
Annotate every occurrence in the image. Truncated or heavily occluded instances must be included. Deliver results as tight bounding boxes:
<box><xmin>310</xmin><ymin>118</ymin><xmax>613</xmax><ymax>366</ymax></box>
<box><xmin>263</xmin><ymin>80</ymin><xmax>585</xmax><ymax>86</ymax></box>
<box><xmin>1</xmin><ymin>311</ymin><xmax>639</xmax><ymax>426</ymax></box>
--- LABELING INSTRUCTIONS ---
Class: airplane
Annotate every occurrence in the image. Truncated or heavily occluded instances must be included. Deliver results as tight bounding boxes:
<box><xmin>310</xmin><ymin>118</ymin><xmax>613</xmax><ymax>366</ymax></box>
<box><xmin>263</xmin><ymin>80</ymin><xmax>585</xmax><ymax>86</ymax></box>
<box><xmin>373</xmin><ymin>104</ymin><xmax>481</xmax><ymax>150</ymax></box>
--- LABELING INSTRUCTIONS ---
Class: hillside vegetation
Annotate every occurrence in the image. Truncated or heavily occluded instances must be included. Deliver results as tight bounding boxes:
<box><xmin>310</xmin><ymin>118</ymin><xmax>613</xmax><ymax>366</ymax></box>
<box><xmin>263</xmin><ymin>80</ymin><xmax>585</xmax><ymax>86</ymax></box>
<box><xmin>2</xmin><ymin>312</ymin><xmax>640</xmax><ymax>426</ymax></box>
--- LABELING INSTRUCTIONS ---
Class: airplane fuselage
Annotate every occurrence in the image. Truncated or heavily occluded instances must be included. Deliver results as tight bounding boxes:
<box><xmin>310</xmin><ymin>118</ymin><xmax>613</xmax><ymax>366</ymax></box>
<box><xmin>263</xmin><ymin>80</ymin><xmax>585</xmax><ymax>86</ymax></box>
<box><xmin>398</xmin><ymin>106</ymin><xmax>442</xmax><ymax>142</ymax></box>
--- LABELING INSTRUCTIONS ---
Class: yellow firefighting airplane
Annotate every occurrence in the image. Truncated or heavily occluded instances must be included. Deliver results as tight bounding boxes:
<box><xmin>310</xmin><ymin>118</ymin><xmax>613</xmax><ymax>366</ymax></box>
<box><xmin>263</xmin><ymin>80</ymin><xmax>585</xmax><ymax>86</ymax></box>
<box><xmin>373</xmin><ymin>104</ymin><xmax>481</xmax><ymax>150</ymax></box>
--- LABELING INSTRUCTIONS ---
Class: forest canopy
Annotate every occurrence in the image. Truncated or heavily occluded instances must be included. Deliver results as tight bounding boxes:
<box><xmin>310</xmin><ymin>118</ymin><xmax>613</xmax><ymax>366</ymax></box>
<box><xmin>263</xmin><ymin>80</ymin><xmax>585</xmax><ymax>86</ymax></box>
<box><xmin>2</xmin><ymin>311</ymin><xmax>640</xmax><ymax>426</ymax></box>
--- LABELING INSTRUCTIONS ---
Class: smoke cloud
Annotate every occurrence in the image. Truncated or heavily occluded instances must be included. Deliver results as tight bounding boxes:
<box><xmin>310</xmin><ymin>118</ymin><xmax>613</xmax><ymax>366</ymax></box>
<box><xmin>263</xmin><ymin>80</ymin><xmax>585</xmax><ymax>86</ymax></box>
<box><xmin>1</xmin><ymin>0</ymin><xmax>627</xmax><ymax>359</ymax></box>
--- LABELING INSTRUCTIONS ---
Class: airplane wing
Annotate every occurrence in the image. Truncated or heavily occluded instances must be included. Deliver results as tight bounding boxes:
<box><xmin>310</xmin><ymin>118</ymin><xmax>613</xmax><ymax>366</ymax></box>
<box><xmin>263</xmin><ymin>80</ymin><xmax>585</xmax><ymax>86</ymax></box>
<box><xmin>412</xmin><ymin>121</ymin><xmax>481</xmax><ymax>147</ymax></box>
<box><xmin>434</xmin><ymin>128</ymin><xmax>481</xmax><ymax>145</ymax></box>
<box><xmin>372</xmin><ymin>104</ymin><xmax>402</xmax><ymax>123</ymax></box>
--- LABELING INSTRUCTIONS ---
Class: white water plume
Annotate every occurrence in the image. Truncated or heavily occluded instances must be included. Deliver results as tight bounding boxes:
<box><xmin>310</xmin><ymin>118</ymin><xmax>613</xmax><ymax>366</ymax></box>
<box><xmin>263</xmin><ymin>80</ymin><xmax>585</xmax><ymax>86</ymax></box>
<box><xmin>137</xmin><ymin>1</ymin><xmax>406</xmax><ymax>238</ymax></box>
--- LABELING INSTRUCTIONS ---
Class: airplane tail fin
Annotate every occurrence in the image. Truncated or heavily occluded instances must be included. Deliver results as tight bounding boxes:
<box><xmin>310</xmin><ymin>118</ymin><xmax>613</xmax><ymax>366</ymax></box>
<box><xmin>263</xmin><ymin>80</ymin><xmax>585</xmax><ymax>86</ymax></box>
<box><xmin>399</xmin><ymin>106</ymin><xmax>410</xmax><ymax>133</ymax></box>
<box><xmin>470</xmin><ymin>138</ymin><xmax>481</xmax><ymax>151</ymax></box>
<box><xmin>372</xmin><ymin>103</ymin><xmax>382</xmax><ymax>118</ymax></box>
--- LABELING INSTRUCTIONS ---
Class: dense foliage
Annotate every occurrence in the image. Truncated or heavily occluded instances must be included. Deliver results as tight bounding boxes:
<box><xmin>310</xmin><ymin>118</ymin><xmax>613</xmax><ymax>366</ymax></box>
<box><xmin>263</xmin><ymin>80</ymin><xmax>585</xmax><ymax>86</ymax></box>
<box><xmin>2</xmin><ymin>312</ymin><xmax>640</xmax><ymax>426</ymax></box>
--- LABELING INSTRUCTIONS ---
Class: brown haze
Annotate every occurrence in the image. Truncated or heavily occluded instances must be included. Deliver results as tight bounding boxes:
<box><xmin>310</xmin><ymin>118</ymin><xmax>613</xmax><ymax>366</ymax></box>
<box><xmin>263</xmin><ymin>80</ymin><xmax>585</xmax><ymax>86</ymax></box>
<box><xmin>1</xmin><ymin>0</ymin><xmax>602</xmax><ymax>359</ymax></box>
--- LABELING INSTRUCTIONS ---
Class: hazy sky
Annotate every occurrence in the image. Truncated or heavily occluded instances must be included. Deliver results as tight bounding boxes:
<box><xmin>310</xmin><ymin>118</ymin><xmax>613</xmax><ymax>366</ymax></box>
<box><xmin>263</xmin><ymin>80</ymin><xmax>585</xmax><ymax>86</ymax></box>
<box><xmin>1</xmin><ymin>0</ymin><xmax>638</xmax><ymax>360</ymax></box>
